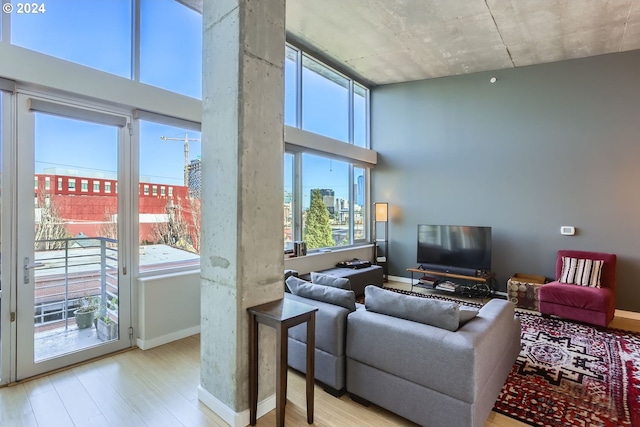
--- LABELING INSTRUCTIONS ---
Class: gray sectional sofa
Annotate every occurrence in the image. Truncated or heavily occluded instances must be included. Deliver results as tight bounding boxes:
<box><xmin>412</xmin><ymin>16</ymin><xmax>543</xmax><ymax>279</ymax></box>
<box><xmin>285</xmin><ymin>276</ymin><xmax>521</xmax><ymax>427</ymax></box>
<box><xmin>347</xmin><ymin>292</ymin><xmax>521</xmax><ymax>427</ymax></box>
<box><xmin>285</xmin><ymin>292</ymin><xmax>355</xmax><ymax>395</ymax></box>
<box><xmin>285</xmin><ymin>272</ymin><xmax>359</xmax><ymax>395</ymax></box>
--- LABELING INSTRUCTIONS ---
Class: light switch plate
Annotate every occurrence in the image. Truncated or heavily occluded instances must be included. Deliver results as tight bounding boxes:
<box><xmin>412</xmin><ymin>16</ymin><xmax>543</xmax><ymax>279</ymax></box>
<box><xmin>560</xmin><ymin>226</ymin><xmax>576</xmax><ymax>236</ymax></box>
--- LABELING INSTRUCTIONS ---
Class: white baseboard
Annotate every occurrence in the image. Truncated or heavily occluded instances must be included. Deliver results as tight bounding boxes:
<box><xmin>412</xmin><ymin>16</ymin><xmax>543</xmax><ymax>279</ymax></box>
<box><xmin>387</xmin><ymin>274</ymin><xmax>411</xmax><ymax>284</ymax></box>
<box><xmin>198</xmin><ymin>385</ymin><xmax>275</xmax><ymax>427</ymax></box>
<box><xmin>136</xmin><ymin>325</ymin><xmax>201</xmax><ymax>350</ymax></box>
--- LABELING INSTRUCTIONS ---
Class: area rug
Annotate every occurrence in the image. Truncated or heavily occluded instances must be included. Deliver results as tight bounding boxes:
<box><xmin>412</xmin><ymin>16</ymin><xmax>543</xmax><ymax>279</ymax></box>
<box><xmin>382</xmin><ymin>287</ymin><xmax>640</xmax><ymax>427</ymax></box>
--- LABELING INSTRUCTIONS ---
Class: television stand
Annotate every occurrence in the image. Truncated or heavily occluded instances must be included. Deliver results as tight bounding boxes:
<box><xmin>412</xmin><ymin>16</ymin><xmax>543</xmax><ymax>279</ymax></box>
<box><xmin>406</xmin><ymin>267</ymin><xmax>495</xmax><ymax>298</ymax></box>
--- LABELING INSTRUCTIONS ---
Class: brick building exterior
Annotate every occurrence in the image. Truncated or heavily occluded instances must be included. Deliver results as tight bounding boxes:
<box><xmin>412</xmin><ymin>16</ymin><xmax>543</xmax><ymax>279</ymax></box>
<box><xmin>34</xmin><ymin>171</ymin><xmax>199</xmax><ymax>249</ymax></box>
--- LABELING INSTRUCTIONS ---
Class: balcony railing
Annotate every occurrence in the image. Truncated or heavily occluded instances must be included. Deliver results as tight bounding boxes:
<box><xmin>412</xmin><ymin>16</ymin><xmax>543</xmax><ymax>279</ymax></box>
<box><xmin>33</xmin><ymin>237</ymin><xmax>118</xmax><ymax>332</ymax></box>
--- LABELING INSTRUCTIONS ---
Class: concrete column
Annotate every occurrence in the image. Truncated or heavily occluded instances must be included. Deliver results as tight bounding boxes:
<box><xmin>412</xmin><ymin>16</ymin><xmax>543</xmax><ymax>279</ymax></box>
<box><xmin>198</xmin><ymin>1</ymin><xmax>285</xmax><ymax>426</ymax></box>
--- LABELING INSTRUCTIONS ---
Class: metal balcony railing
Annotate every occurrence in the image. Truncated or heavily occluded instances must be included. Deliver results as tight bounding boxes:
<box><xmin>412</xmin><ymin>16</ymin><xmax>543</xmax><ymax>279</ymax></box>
<box><xmin>33</xmin><ymin>237</ymin><xmax>118</xmax><ymax>332</ymax></box>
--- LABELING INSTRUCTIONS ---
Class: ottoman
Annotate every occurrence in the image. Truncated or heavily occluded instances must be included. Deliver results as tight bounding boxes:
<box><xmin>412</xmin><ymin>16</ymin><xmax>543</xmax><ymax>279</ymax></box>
<box><xmin>315</xmin><ymin>265</ymin><xmax>383</xmax><ymax>296</ymax></box>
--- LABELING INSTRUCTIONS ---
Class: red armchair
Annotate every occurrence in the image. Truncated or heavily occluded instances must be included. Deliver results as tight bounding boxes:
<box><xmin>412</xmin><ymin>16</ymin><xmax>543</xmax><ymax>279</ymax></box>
<box><xmin>538</xmin><ymin>250</ymin><xmax>616</xmax><ymax>327</ymax></box>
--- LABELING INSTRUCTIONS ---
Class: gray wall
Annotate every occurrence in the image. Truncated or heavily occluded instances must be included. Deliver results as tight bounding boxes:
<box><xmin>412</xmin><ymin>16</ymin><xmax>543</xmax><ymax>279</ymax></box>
<box><xmin>371</xmin><ymin>50</ymin><xmax>640</xmax><ymax>312</ymax></box>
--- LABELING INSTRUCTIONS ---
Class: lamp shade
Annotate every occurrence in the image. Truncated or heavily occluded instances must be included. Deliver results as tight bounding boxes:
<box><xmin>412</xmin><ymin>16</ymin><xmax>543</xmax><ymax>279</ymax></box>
<box><xmin>374</xmin><ymin>202</ymin><xmax>388</xmax><ymax>222</ymax></box>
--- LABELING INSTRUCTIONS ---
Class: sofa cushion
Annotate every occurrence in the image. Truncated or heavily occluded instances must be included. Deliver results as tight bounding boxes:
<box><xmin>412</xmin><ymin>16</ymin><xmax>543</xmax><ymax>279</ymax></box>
<box><xmin>560</xmin><ymin>256</ymin><xmax>604</xmax><ymax>288</ymax></box>
<box><xmin>285</xmin><ymin>293</ymin><xmax>351</xmax><ymax>356</ymax></box>
<box><xmin>459</xmin><ymin>307</ymin><xmax>479</xmax><ymax>326</ymax></box>
<box><xmin>311</xmin><ymin>272</ymin><xmax>351</xmax><ymax>290</ymax></box>
<box><xmin>364</xmin><ymin>286</ymin><xmax>464</xmax><ymax>331</ymax></box>
<box><xmin>285</xmin><ymin>275</ymin><xmax>309</xmax><ymax>293</ymax></box>
<box><xmin>287</xmin><ymin>280</ymin><xmax>356</xmax><ymax>312</ymax></box>
<box><xmin>539</xmin><ymin>281</ymin><xmax>612</xmax><ymax>312</ymax></box>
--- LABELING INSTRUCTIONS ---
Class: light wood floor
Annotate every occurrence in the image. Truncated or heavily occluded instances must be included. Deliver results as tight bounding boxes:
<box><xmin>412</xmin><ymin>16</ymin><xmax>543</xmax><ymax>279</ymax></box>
<box><xmin>1</xmin><ymin>285</ymin><xmax>638</xmax><ymax>427</ymax></box>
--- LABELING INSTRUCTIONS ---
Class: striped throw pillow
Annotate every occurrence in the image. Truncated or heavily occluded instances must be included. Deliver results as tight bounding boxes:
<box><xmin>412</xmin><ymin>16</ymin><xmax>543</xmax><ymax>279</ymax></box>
<box><xmin>559</xmin><ymin>257</ymin><xmax>604</xmax><ymax>288</ymax></box>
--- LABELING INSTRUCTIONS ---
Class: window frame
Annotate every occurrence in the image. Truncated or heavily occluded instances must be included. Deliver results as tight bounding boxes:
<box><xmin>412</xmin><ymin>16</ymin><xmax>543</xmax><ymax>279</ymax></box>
<box><xmin>135</xmin><ymin>112</ymin><xmax>202</xmax><ymax>277</ymax></box>
<box><xmin>3</xmin><ymin>0</ymin><xmax>202</xmax><ymax>100</ymax></box>
<box><xmin>285</xmin><ymin>43</ymin><xmax>370</xmax><ymax>149</ymax></box>
<box><xmin>283</xmin><ymin>44</ymin><xmax>373</xmax><ymax>253</ymax></box>
<box><xmin>285</xmin><ymin>148</ymin><xmax>371</xmax><ymax>253</ymax></box>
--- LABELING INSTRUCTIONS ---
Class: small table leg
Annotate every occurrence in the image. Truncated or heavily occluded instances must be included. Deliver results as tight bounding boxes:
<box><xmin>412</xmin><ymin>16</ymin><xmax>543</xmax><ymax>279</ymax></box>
<box><xmin>249</xmin><ymin>313</ymin><xmax>258</xmax><ymax>426</ymax></box>
<box><xmin>247</xmin><ymin>300</ymin><xmax>317</xmax><ymax>427</ymax></box>
<box><xmin>305</xmin><ymin>312</ymin><xmax>315</xmax><ymax>424</ymax></box>
<box><xmin>275</xmin><ymin>324</ymin><xmax>287</xmax><ymax>427</ymax></box>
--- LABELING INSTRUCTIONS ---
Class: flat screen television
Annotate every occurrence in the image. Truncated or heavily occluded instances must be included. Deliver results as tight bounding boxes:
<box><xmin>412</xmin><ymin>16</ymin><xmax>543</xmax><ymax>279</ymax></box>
<box><xmin>417</xmin><ymin>225</ymin><xmax>492</xmax><ymax>273</ymax></box>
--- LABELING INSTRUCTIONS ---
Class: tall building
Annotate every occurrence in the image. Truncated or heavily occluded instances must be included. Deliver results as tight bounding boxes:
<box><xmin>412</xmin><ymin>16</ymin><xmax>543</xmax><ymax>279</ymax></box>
<box><xmin>335</xmin><ymin>198</ymin><xmax>349</xmax><ymax>223</ymax></box>
<box><xmin>356</xmin><ymin>174</ymin><xmax>364</xmax><ymax>206</ymax></box>
<box><xmin>313</xmin><ymin>188</ymin><xmax>335</xmax><ymax>215</ymax></box>
<box><xmin>187</xmin><ymin>158</ymin><xmax>202</xmax><ymax>198</ymax></box>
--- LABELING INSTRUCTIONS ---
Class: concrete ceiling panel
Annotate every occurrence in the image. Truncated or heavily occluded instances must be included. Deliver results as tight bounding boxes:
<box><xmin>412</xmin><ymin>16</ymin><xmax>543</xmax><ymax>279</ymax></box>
<box><xmin>183</xmin><ymin>0</ymin><xmax>640</xmax><ymax>85</ymax></box>
<box><xmin>487</xmin><ymin>0</ymin><xmax>632</xmax><ymax>44</ymax></box>
<box><xmin>344</xmin><ymin>50</ymin><xmax>432</xmax><ymax>85</ymax></box>
<box><xmin>509</xmin><ymin>26</ymin><xmax>626</xmax><ymax>67</ymax></box>
<box><xmin>286</xmin><ymin>0</ymin><xmax>407</xmax><ymax>60</ymax></box>
<box><xmin>621</xmin><ymin>2</ymin><xmax>640</xmax><ymax>50</ymax></box>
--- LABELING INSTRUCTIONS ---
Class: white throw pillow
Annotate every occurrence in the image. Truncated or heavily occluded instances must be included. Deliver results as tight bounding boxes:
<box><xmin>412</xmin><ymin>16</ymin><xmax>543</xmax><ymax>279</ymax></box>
<box><xmin>559</xmin><ymin>257</ymin><xmax>603</xmax><ymax>288</ymax></box>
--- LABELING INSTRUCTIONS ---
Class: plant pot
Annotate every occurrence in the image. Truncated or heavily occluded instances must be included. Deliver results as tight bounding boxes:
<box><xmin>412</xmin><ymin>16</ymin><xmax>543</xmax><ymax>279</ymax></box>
<box><xmin>97</xmin><ymin>318</ymin><xmax>118</xmax><ymax>341</ymax></box>
<box><xmin>74</xmin><ymin>309</ymin><xmax>96</xmax><ymax>329</ymax></box>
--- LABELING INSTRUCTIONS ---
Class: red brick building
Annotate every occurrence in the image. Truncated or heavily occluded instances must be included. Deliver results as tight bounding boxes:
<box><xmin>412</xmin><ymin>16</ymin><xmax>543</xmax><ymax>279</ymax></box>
<box><xmin>34</xmin><ymin>172</ymin><xmax>199</xmax><ymax>249</ymax></box>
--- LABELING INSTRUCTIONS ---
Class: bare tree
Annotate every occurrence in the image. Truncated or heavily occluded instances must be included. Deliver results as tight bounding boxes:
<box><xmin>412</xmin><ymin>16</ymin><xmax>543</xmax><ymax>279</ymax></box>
<box><xmin>35</xmin><ymin>195</ymin><xmax>69</xmax><ymax>250</ymax></box>
<box><xmin>186</xmin><ymin>196</ymin><xmax>201</xmax><ymax>253</ymax></box>
<box><xmin>152</xmin><ymin>200</ymin><xmax>197</xmax><ymax>253</ymax></box>
<box><xmin>98</xmin><ymin>210</ymin><xmax>118</xmax><ymax>244</ymax></box>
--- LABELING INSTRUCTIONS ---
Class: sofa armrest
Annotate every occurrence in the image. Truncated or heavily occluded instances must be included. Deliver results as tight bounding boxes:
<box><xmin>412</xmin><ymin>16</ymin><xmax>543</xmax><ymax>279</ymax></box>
<box><xmin>285</xmin><ymin>293</ymin><xmax>351</xmax><ymax>357</ymax></box>
<box><xmin>457</xmin><ymin>299</ymin><xmax>521</xmax><ymax>399</ymax></box>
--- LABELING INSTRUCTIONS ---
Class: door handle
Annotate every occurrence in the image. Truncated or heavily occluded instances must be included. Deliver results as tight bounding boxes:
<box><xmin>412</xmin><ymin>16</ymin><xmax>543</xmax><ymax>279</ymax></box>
<box><xmin>23</xmin><ymin>257</ymin><xmax>45</xmax><ymax>284</ymax></box>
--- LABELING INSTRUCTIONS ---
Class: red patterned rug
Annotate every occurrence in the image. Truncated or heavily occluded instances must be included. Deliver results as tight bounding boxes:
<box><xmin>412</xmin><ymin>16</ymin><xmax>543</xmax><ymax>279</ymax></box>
<box><xmin>383</xmin><ymin>288</ymin><xmax>640</xmax><ymax>427</ymax></box>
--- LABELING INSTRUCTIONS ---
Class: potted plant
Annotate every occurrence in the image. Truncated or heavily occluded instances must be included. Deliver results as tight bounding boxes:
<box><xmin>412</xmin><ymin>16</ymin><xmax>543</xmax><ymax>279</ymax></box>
<box><xmin>96</xmin><ymin>296</ymin><xmax>118</xmax><ymax>341</ymax></box>
<box><xmin>74</xmin><ymin>294</ymin><xmax>98</xmax><ymax>329</ymax></box>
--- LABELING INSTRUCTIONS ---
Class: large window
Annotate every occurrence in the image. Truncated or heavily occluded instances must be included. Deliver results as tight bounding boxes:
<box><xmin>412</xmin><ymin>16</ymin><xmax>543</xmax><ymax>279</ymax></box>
<box><xmin>302</xmin><ymin>56</ymin><xmax>349</xmax><ymax>142</ymax></box>
<box><xmin>140</xmin><ymin>0</ymin><xmax>203</xmax><ymax>98</ymax></box>
<box><xmin>10</xmin><ymin>0</ymin><xmax>133</xmax><ymax>78</ymax></box>
<box><xmin>283</xmin><ymin>46</ymin><xmax>372</xmax><ymax>252</ymax></box>
<box><xmin>284</xmin><ymin>47</ymin><xmax>298</xmax><ymax>127</ymax></box>
<box><xmin>138</xmin><ymin>119</ymin><xmax>201</xmax><ymax>272</ymax></box>
<box><xmin>285</xmin><ymin>150</ymin><xmax>368</xmax><ymax>252</ymax></box>
<box><xmin>5</xmin><ymin>0</ymin><xmax>203</xmax><ymax>99</ymax></box>
<box><xmin>354</xmin><ymin>167</ymin><xmax>366</xmax><ymax>240</ymax></box>
<box><xmin>354</xmin><ymin>84</ymin><xmax>368</xmax><ymax>148</ymax></box>
<box><xmin>284</xmin><ymin>153</ymin><xmax>294</xmax><ymax>250</ymax></box>
<box><xmin>285</xmin><ymin>44</ymin><xmax>369</xmax><ymax>148</ymax></box>
<box><xmin>0</xmin><ymin>92</ymin><xmax>4</xmax><ymax>382</ymax></box>
<box><xmin>302</xmin><ymin>154</ymin><xmax>349</xmax><ymax>248</ymax></box>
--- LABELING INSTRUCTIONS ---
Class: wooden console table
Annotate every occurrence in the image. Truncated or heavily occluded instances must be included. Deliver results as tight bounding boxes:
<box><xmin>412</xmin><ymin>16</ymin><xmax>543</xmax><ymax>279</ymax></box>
<box><xmin>407</xmin><ymin>267</ymin><xmax>496</xmax><ymax>297</ymax></box>
<box><xmin>248</xmin><ymin>298</ymin><xmax>318</xmax><ymax>427</ymax></box>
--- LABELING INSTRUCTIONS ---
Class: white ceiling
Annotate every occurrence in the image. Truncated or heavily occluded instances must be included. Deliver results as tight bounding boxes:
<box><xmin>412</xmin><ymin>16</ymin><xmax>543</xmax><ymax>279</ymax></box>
<box><xmin>185</xmin><ymin>0</ymin><xmax>640</xmax><ymax>86</ymax></box>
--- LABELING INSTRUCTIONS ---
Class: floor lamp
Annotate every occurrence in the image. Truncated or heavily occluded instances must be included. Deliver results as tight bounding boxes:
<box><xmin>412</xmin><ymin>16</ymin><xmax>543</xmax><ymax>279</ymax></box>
<box><xmin>373</xmin><ymin>202</ymin><xmax>388</xmax><ymax>281</ymax></box>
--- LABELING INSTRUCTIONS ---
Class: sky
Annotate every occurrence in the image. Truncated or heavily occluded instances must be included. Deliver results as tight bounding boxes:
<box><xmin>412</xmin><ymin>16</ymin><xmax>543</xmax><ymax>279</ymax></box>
<box><xmin>8</xmin><ymin>0</ymin><xmax>364</xmax><ymax>203</ymax></box>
